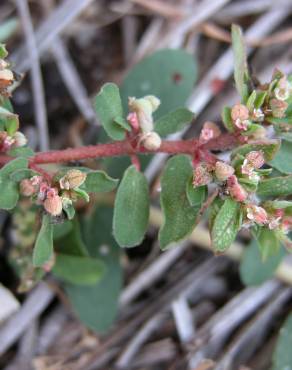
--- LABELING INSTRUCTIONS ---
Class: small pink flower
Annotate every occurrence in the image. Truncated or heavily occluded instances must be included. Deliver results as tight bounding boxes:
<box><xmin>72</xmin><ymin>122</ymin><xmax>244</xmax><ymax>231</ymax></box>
<box><xmin>127</xmin><ymin>112</ymin><xmax>139</xmax><ymax>132</ymax></box>
<box><xmin>246</xmin><ymin>204</ymin><xmax>268</xmax><ymax>225</ymax></box>
<box><xmin>246</xmin><ymin>151</ymin><xmax>265</xmax><ymax>169</ymax></box>
<box><xmin>275</xmin><ymin>209</ymin><xmax>284</xmax><ymax>218</ymax></box>
<box><xmin>227</xmin><ymin>175</ymin><xmax>247</xmax><ymax>202</ymax></box>
<box><xmin>199</xmin><ymin>122</ymin><xmax>221</xmax><ymax>143</ymax></box>
<box><xmin>234</xmin><ymin>118</ymin><xmax>249</xmax><ymax>131</ymax></box>
<box><xmin>193</xmin><ymin>164</ymin><xmax>212</xmax><ymax>187</ymax></box>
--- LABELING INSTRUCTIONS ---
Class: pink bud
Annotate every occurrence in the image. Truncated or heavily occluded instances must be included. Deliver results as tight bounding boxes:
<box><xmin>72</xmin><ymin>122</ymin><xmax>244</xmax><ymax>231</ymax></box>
<box><xmin>200</xmin><ymin>121</ymin><xmax>221</xmax><ymax>143</ymax></box>
<box><xmin>231</xmin><ymin>104</ymin><xmax>249</xmax><ymax>121</ymax></box>
<box><xmin>127</xmin><ymin>112</ymin><xmax>139</xmax><ymax>132</ymax></box>
<box><xmin>275</xmin><ymin>209</ymin><xmax>284</xmax><ymax>218</ymax></box>
<box><xmin>44</xmin><ymin>195</ymin><xmax>63</xmax><ymax>216</ymax></box>
<box><xmin>246</xmin><ymin>151</ymin><xmax>265</xmax><ymax>169</ymax></box>
<box><xmin>227</xmin><ymin>175</ymin><xmax>247</xmax><ymax>202</ymax></box>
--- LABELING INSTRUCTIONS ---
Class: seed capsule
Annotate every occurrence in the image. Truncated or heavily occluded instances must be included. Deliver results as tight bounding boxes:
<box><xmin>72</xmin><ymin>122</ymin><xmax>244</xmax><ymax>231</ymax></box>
<box><xmin>59</xmin><ymin>169</ymin><xmax>87</xmax><ymax>190</ymax></box>
<box><xmin>140</xmin><ymin>131</ymin><xmax>161</xmax><ymax>151</ymax></box>
<box><xmin>214</xmin><ymin>161</ymin><xmax>234</xmax><ymax>182</ymax></box>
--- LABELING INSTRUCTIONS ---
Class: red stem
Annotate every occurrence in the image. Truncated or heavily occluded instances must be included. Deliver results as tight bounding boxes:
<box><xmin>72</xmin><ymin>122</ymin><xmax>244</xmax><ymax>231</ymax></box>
<box><xmin>0</xmin><ymin>133</ymin><xmax>238</xmax><ymax>167</ymax></box>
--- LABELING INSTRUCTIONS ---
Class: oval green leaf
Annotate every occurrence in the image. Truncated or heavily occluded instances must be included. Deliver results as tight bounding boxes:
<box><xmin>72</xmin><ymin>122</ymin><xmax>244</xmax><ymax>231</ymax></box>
<box><xmin>53</xmin><ymin>254</ymin><xmax>105</xmax><ymax>286</ymax></box>
<box><xmin>113</xmin><ymin>165</ymin><xmax>149</xmax><ymax>247</ymax></box>
<box><xmin>94</xmin><ymin>83</ymin><xmax>125</xmax><ymax>140</ymax></box>
<box><xmin>211</xmin><ymin>198</ymin><xmax>241</xmax><ymax>252</ymax></box>
<box><xmin>159</xmin><ymin>155</ymin><xmax>202</xmax><ymax>250</ymax></box>
<box><xmin>33</xmin><ymin>215</ymin><xmax>53</xmax><ymax>267</ymax></box>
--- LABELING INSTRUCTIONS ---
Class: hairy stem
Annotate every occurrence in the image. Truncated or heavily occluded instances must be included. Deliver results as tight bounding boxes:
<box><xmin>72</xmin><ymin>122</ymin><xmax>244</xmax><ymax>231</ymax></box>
<box><xmin>0</xmin><ymin>133</ymin><xmax>238</xmax><ymax>167</ymax></box>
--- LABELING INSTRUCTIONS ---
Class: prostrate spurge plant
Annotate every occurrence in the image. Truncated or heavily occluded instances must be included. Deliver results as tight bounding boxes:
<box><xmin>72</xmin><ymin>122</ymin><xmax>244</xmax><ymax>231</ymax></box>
<box><xmin>2</xmin><ymin>25</ymin><xmax>292</xmax><ymax>286</ymax></box>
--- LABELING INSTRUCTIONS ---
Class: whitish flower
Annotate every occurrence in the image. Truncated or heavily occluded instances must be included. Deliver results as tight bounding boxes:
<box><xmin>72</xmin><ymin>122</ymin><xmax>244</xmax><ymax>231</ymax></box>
<box><xmin>246</xmin><ymin>204</ymin><xmax>268</xmax><ymax>225</ymax></box>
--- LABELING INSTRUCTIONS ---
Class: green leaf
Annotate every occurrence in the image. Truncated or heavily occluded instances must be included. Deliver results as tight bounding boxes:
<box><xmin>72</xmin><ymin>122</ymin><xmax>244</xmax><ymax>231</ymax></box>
<box><xmin>8</xmin><ymin>146</ymin><xmax>34</xmax><ymax>158</ymax></box>
<box><xmin>254</xmin><ymin>91</ymin><xmax>267</xmax><ymax>109</ymax></box>
<box><xmin>0</xmin><ymin>178</ymin><xmax>18</xmax><ymax>209</ymax></box>
<box><xmin>257</xmin><ymin>175</ymin><xmax>292</xmax><ymax>197</ymax></box>
<box><xmin>114</xmin><ymin>116</ymin><xmax>131</xmax><ymax>131</ymax></box>
<box><xmin>113</xmin><ymin>165</ymin><xmax>149</xmax><ymax>247</ymax></box>
<box><xmin>0</xmin><ymin>157</ymin><xmax>28</xmax><ymax>176</ymax></box>
<box><xmin>159</xmin><ymin>155</ymin><xmax>201</xmax><ymax>249</ymax></box>
<box><xmin>10</xmin><ymin>169</ymin><xmax>38</xmax><ymax>182</ymax></box>
<box><xmin>0</xmin><ymin>106</ymin><xmax>19</xmax><ymax>135</ymax></box>
<box><xmin>63</xmin><ymin>202</ymin><xmax>75</xmax><ymax>220</ymax></box>
<box><xmin>255</xmin><ymin>227</ymin><xmax>280</xmax><ymax>260</ymax></box>
<box><xmin>53</xmin><ymin>254</ymin><xmax>105</xmax><ymax>286</ymax></box>
<box><xmin>270</xmin><ymin>140</ymin><xmax>292</xmax><ymax>174</ymax></box>
<box><xmin>272</xmin><ymin>314</ymin><xmax>292</xmax><ymax>370</ymax></box>
<box><xmin>53</xmin><ymin>221</ymin><xmax>73</xmax><ymax>240</ymax></box>
<box><xmin>186</xmin><ymin>179</ymin><xmax>207</xmax><ymax>207</ymax></box>
<box><xmin>231</xmin><ymin>24</ymin><xmax>249</xmax><ymax>101</ymax></box>
<box><xmin>81</xmin><ymin>170</ymin><xmax>118</xmax><ymax>193</ymax></box>
<box><xmin>65</xmin><ymin>206</ymin><xmax>122</xmax><ymax>333</ymax></box>
<box><xmin>33</xmin><ymin>215</ymin><xmax>53</xmax><ymax>267</ymax></box>
<box><xmin>208</xmin><ymin>196</ymin><xmax>224</xmax><ymax>231</ymax></box>
<box><xmin>121</xmin><ymin>49</ymin><xmax>197</xmax><ymax>118</ymax></box>
<box><xmin>221</xmin><ymin>106</ymin><xmax>234</xmax><ymax>132</ymax></box>
<box><xmin>231</xmin><ymin>140</ymin><xmax>280</xmax><ymax>162</ymax></box>
<box><xmin>246</xmin><ymin>90</ymin><xmax>257</xmax><ymax>111</ymax></box>
<box><xmin>74</xmin><ymin>188</ymin><xmax>89</xmax><ymax>202</ymax></box>
<box><xmin>0</xmin><ymin>18</ymin><xmax>18</xmax><ymax>42</ymax></box>
<box><xmin>154</xmin><ymin>108</ymin><xmax>194</xmax><ymax>137</ymax></box>
<box><xmin>0</xmin><ymin>158</ymin><xmax>28</xmax><ymax>209</ymax></box>
<box><xmin>267</xmin><ymin>116</ymin><xmax>292</xmax><ymax>125</ymax></box>
<box><xmin>55</xmin><ymin>219</ymin><xmax>88</xmax><ymax>257</ymax></box>
<box><xmin>0</xmin><ymin>43</ymin><xmax>8</xmax><ymax>58</ymax></box>
<box><xmin>240</xmin><ymin>238</ymin><xmax>285</xmax><ymax>286</ymax></box>
<box><xmin>211</xmin><ymin>198</ymin><xmax>241</xmax><ymax>252</ymax></box>
<box><xmin>94</xmin><ymin>83</ymin><xmax>125</xmax><ymax>140</ymax></box>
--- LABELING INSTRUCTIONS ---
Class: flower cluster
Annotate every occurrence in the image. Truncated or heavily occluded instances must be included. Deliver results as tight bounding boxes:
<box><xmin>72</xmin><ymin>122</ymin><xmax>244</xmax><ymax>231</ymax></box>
<box><xmin>0</xmin><ymin>45</ymin><xmax>27</xmax><ymax>152</ymax></box>
<box><xmin>19</xmin><ymin>169</ymin><xmax>87</xmax><ymax>218</ymax></box>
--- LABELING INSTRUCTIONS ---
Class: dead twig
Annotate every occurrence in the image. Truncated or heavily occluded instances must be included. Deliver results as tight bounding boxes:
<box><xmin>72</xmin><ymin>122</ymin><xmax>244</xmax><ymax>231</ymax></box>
<box><xmin>0</xmin><ymin>282</ymin><xmax>54</xmax><ymax>356</ymax></box>
<box><xmin>201</xmin><ymin>22</ymin><xmax>292</xmax><ymax>47</ymax></box>
<box><xmin>15</xmin><ymin>0</ymin><xmax>49</xmax><ymax>151</ymax></box>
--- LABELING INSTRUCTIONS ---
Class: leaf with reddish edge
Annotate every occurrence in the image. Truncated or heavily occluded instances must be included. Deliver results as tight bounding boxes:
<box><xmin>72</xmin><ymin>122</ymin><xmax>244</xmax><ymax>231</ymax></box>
<box><xmin>159</xmin><ymin>155</ymin><xmax>203</xmax><ymax>250</ymax></box>
<box><xmin>231</xmin><ymin>139</ymin><xmax>280</xmax><ymax>162</ymax></box>
<box><xmin>211</xmin><ymin>197</ymin><xmax>241</xmax><ymax>252</ymax></box>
